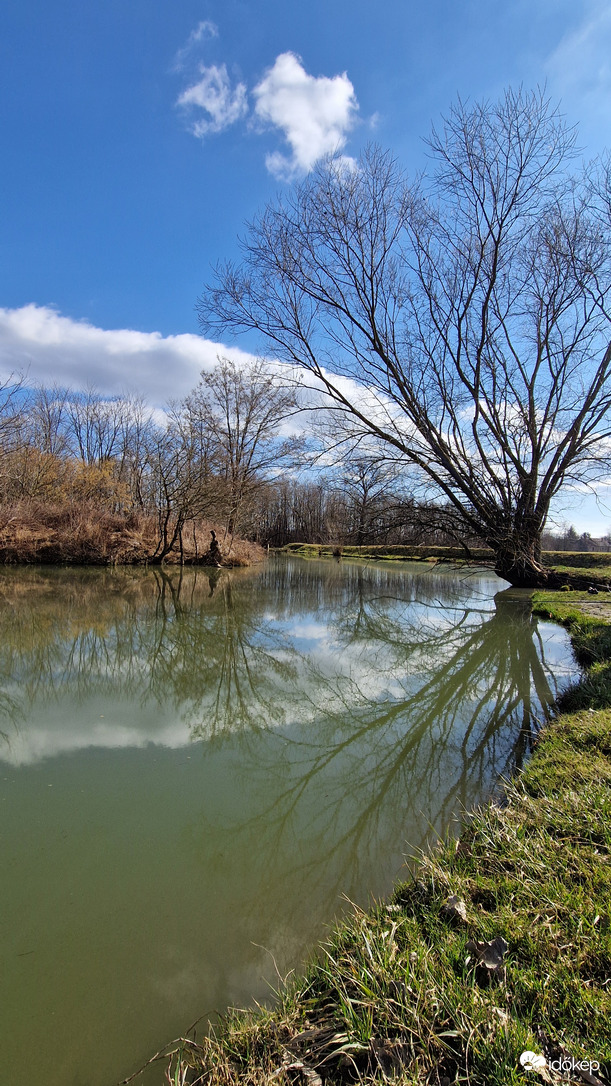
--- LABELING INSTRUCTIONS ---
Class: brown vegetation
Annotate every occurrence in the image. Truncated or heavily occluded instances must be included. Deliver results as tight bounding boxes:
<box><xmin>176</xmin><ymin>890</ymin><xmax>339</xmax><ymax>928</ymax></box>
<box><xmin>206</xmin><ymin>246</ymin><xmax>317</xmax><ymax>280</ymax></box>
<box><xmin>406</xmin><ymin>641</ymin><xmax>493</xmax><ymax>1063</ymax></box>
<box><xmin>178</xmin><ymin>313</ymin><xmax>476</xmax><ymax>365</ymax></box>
<box><xmin>0</xmin><ymin>501</ymin><xmax>265</xmax><ymax>566</ymax></box>
<box><xmin>0</xmin><ymin>360</ymin><xmax>296</xmax><ymax>566</ymax></box>
<box><xmin>3</xmin><ymin>356</ymin><xmax>611</xmax><ymax>571</ymax></box>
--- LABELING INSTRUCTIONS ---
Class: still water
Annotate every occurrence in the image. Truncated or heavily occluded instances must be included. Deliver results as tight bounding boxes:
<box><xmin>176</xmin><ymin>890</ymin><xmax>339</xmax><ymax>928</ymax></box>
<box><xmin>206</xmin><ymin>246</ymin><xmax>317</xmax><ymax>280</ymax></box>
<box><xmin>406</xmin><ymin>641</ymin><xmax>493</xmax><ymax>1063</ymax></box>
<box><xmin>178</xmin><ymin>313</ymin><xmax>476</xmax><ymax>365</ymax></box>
<box><xmin>0</xmin><ymin>557</ymin><xmax>575</xmax><ymax>1085</ymax></box>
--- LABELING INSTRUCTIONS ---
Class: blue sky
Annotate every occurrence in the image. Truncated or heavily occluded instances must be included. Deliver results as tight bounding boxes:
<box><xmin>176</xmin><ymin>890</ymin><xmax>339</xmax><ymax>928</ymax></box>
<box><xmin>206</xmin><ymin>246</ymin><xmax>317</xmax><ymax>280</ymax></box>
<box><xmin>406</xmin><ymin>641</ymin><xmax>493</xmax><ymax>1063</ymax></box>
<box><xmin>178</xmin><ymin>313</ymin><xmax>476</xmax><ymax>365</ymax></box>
<box><xmin>2</xmin><ymin>0</ymin><xmax>611</xmax><ymax>528</ymax></box>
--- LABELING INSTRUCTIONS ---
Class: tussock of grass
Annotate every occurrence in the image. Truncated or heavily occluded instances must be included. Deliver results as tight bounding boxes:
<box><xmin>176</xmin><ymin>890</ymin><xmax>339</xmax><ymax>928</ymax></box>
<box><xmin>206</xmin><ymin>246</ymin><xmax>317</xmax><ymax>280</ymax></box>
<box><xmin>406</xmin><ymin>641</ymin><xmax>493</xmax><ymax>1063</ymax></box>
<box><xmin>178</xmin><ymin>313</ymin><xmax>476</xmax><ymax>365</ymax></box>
<box><xmin>549</xmin><ymin>564</ymin><xmax>611</xmax><ymax>581</ymax></box>
<box><xmin>533</xmin><ymin>592</ymin><xmax>611</xmax><ymax>711</ymax></box>
<box><xmin>154</xmin><ymin>592</ymin><xmax>611</xmax><ymax>1085</ymax></box>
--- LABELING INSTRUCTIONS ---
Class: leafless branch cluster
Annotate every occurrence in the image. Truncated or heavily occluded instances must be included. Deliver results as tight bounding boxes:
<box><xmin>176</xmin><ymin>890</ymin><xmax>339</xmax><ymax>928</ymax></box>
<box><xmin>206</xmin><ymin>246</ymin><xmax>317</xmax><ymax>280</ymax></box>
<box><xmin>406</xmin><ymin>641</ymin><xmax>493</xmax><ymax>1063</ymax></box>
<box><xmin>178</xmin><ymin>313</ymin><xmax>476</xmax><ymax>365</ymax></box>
<box><xmin>200</xmin><ymin>88</ymin><xmax>611</xmax><ymax>584</ymax></box>
<box><xmin>0</xmin><ymin>359</ymin><xmax>301</xmax><ymax>561</ymax></box>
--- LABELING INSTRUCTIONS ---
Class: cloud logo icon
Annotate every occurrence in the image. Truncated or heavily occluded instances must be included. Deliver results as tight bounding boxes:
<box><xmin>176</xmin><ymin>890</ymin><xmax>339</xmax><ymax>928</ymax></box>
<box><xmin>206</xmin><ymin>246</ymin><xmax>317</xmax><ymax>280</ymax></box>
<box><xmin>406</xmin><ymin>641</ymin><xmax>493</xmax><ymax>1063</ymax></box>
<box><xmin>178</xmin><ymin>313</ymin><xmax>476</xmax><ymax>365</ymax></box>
<box><xmin>519</xmin><ymin>1051</ymin><xmax>547</xmax><ymax>1072</ymax></box>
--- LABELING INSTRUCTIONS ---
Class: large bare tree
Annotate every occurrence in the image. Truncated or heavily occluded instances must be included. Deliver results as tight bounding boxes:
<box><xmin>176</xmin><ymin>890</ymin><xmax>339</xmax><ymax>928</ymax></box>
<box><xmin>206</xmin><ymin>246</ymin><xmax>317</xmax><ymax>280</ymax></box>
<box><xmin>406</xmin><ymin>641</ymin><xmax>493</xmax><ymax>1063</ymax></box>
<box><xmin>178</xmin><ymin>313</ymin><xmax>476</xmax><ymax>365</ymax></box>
<box><xmin>199</xmin><ymin>89</ymin><xmax>611</xmax><ymax>586</ymax></box>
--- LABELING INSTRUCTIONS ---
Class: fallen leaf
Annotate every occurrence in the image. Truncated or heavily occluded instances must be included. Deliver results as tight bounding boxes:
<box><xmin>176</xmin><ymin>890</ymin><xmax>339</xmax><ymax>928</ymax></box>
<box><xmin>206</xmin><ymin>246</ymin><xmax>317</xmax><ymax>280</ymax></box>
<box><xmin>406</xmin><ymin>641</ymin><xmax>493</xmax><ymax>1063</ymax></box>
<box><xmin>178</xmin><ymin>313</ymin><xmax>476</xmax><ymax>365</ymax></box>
<box><xmin>466</xmin><ymin>936</ymin><xmax>508</xmax><ymax>973</ymax></box>
<box><xmin>442</xmin><ymin>894</ymin><xmax>468</xmax><ymax>922</ymax></box>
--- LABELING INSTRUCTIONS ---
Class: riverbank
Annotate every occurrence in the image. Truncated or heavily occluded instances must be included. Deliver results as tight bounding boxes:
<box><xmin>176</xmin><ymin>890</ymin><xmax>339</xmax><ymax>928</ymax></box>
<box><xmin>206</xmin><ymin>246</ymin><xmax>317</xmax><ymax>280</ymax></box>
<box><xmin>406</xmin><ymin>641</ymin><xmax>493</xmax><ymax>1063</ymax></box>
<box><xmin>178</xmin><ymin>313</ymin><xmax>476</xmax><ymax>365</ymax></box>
<box><xmin>0</xmin><ymin>502</ymin><xmax>264</xmax><ymax>566</ymax></box>
<box><xmin>278</xmin><ymin>543</ymin><xmax>611</xmax><ymax>590</ymax></box>
<box><xmin>157</xmin><ymin>590</ymin><xmax>611</xmax><ymax>1086</ymax></box>
<box><xmin>278</xmin><ymin>542</ymin><xmax>497</xmax><ymax>562</ymax></box>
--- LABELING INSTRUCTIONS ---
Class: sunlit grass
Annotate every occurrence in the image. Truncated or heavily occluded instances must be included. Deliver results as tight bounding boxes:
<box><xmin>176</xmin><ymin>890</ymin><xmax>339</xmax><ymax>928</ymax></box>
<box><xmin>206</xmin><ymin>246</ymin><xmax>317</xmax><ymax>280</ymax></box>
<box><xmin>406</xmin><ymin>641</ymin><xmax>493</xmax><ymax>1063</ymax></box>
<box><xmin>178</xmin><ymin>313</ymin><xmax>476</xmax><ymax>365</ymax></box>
<box><xmin>279</xmin><ymin>544</ymin><xmax>611</xmax><ymax>588</ymax></box>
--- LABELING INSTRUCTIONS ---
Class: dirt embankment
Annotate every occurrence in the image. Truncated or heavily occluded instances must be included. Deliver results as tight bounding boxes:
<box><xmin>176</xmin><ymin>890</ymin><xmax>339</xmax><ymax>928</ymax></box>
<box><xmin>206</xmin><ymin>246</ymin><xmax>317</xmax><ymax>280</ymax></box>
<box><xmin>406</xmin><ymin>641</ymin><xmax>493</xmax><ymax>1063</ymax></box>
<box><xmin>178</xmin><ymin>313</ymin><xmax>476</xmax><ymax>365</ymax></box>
<box><xmin>0</xmin><ymin>503</ymin><xmax>265</xmax><ymax>566</ymax></box>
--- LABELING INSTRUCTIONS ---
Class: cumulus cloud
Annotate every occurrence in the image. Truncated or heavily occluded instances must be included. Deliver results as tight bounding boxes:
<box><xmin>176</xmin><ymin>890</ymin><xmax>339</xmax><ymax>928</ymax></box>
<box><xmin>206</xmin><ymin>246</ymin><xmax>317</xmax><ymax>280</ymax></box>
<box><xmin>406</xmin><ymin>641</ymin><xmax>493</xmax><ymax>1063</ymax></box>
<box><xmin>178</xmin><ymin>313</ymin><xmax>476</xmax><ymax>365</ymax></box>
<box><xmin>177</xmin><ymin>63</ymin><xmax>248</xmax><ymax>137</ymax></box>
<box><xmin>174</xmin><ymin>33</ymin><xmax>360</xmax><ymax>178</ymax></box>
<box><xmin>253</xmin><ymin>52</ymin><xmax>358</xmax><ymax>179</ymax></box>
<box><xmin>0</xmin><ymin>305</ymin><xmax>257</xmax><ymax>405</ymax></box>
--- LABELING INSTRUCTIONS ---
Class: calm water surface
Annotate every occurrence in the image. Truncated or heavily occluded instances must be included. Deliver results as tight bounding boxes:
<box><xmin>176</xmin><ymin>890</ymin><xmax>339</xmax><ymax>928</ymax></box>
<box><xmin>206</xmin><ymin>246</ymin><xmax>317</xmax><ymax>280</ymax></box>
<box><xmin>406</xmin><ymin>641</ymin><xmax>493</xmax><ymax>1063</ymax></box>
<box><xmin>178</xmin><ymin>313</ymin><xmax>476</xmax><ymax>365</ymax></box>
<box><xmin>0</xmin><ymin>557</ymin><xmax>576</xmax><ymax>1085</ymax></box>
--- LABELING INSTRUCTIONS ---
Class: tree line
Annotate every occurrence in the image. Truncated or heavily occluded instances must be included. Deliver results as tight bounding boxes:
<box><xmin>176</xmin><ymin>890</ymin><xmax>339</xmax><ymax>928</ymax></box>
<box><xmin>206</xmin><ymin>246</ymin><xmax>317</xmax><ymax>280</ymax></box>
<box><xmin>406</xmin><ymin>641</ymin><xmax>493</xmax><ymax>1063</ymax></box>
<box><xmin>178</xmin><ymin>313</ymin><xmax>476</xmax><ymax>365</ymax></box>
<box><xmin>0</xmin><ymin>357</ymin><xmax>501</xmax><ymax>560</ymax></box>
<box><xmin>1</xmin><ymin>357</ymin><xmax>607</xmax><ymax>563</ymax></box>
<box><xmin>0</xmin><ymin>359</ymin><xmax>299</xmax><ymax>560</ymax></box>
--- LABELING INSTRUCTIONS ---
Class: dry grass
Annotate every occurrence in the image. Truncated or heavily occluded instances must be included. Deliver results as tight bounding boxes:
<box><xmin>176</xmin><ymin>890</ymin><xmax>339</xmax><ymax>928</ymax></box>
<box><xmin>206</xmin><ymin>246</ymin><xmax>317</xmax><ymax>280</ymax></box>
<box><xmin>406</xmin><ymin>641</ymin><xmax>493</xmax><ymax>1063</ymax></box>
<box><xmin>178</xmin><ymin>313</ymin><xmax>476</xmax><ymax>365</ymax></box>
<box><xmin>0</xmin><ymin>501</ymin><xmax>266</xmax><ymax>567</ymax></box>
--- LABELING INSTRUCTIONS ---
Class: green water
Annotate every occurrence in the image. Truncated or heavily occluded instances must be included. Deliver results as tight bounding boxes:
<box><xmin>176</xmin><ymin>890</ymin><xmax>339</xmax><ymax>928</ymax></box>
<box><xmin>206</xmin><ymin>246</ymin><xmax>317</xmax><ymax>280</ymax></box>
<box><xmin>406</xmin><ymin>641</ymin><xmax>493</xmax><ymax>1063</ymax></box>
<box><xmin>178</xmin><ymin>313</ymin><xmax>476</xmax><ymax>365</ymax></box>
<box><xmin>0</xmin><ymin>557</ymin><xmax>575</xmax><ymax>1085</ymax></box>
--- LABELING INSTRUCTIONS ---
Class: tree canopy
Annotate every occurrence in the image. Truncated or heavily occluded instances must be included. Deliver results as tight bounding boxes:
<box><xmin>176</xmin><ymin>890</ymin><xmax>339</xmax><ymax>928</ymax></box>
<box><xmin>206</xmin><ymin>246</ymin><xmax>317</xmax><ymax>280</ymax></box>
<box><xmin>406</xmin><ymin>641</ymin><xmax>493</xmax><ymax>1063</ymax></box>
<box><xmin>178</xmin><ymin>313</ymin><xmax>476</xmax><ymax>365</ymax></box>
<box><xmin>199</xmin><ymin>88</ymin><xmax>611</xmax><ymax>585</ymax></box>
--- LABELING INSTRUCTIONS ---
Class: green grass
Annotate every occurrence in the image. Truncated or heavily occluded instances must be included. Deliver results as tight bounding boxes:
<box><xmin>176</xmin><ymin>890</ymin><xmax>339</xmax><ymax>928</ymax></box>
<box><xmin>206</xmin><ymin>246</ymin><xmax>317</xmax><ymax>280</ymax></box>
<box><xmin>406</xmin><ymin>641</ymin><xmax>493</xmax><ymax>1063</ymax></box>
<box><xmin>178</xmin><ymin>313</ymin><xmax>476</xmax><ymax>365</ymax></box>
<box><xmin>278</xmin><ymin>543</ymin><xmax>611</xmax><ymax>584</ymax></box>
<box><xmin>546</xmin><ymin>564</ymin><xmax>611</xmax><ymax>581</ymax></box>
<box><xmin>155</xmin><ymin>593</ymin><xmax>611</xmax><ymax>1086</ymax></box>
<box><xmin>533</xmin><ymin>591</ymin><xmax>611</xmax><ymax>711</ymax></box>
<box><xmin>544</xmin><ymin>552</ymin><xmax>611</xmax><ymax>570</ymax></box>
<box><xmin>277</xmin><ymin>543</ymin><xmax>495</xmax><ymax>562</ymax></box>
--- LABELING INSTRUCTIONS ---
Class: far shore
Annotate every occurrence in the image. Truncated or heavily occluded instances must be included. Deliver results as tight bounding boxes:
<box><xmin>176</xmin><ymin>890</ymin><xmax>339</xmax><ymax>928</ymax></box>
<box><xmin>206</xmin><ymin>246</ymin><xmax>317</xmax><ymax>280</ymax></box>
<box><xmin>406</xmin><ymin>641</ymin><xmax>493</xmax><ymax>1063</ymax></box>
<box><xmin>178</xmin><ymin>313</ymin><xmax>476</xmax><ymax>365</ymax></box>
<box><xmin>278</xmin><ymin>541</ymin><xmax>611</xmax><ymax>590</ymax></box>
<box><xmin>3</xmin><ymin>502</ymin><xmax>611</xmax><ymax>588</ymax></box>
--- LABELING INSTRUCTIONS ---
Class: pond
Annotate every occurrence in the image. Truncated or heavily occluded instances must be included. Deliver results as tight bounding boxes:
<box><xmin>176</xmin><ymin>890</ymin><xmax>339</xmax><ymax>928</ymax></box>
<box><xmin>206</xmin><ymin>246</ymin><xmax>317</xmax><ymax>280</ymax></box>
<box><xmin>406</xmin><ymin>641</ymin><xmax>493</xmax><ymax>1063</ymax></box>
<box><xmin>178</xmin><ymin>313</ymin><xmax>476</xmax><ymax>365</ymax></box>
<box><xmin>0</xmin><ymin>557</ymin><xmax>576</xmax><ymax>1085</ymax></box>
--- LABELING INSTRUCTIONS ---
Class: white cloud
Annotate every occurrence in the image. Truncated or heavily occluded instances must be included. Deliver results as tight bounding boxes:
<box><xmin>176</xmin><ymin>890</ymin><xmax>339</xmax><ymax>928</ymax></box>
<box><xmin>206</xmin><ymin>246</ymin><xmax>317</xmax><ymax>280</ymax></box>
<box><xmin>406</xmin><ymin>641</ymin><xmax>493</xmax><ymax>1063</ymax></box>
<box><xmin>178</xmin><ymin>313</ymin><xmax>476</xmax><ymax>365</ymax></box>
<box><xmin>177</xmin><ymin>63</ymin><xmax>248</xmax><ymax>137</ymax></box>
<box><xmin>190</xmin><ymin>19</ymin><xmax>218</xmax><ymax>41</ymax></box>
<box><xmin>0</xmin><ymin>709</ymin><xmax>195</xmax><ymax>767</ymax></box>
<box><xmin>253</xmin><ymin>52</ymin><xmax>358</xmax><ymax>180</ymax></box>
<box><xmin>173</xmin><ymin>20</ymin><xmax>218</xmax><ymax>71</ymax></box>
<box><xmin>174</xmin><ymin>42</ymin><xmax>360</xmax><ymax>177</ymax></box>
<box><xmin>0</xmin><ymin>304</ymin><xmax>257</xmax><ymax>405</ymax></box>
<box><xmin>545</xmin><ymin>1</ymin><xmax>611</xmax><ymax>132</ymax></box>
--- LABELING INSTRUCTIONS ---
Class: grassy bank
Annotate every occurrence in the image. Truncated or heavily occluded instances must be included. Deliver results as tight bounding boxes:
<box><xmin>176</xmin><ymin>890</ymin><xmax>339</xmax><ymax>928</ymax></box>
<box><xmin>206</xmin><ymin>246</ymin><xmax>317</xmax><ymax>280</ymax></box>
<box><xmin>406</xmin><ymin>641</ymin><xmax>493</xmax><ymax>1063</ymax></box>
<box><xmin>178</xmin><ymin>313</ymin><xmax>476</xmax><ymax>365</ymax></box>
<box><xmin>278</xmin><ymin>542</ymin><xmax>495</xmax><ymax>563</ymax></box>
<box><xmin>279</xmin><ymin>543</ymin><xmax>611</xmax><ymax>588</ymax></box>
<box><xmin>152</xmin><ymin>591</ymin><xmax>611</xmax><ymax>1086</ymax></box>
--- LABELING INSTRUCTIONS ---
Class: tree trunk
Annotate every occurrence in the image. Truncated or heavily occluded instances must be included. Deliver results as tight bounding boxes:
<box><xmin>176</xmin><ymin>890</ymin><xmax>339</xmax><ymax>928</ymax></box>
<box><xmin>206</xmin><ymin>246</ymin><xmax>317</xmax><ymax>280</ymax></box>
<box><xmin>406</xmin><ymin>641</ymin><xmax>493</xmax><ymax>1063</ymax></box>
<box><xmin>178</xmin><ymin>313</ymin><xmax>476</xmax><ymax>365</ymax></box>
<box><xmin>150</xmin><ymin>512</ymin><xmax>184</xmax><ymax>565</ymax></box>
<box><xmin>493</xmin><ymin>534</ymin><xmax>550</xmax><ymax>588</ymax></box>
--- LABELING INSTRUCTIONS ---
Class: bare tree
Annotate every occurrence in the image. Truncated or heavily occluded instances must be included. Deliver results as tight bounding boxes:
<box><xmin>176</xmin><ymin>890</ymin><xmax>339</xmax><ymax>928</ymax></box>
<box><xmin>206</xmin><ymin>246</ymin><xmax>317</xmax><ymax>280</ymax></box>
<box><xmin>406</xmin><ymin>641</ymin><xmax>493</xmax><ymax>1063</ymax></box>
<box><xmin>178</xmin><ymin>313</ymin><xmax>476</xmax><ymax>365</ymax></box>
<box><xmin>63</xmin><ymin>387</ymin><xmax>124</xmax><ymax>465</ymax></box>
<box><xmin>200</xmin><ymin>89</ymin><xmax>611</xmax><ymax>586</ymax></box>
<box><xmin>22</xmin><ymin>383</ymin><xmax>71</xmax><ymax>457</ymax></box>
<box><xmin>182</xmin><ymin>357</ymin><xmax>302</xmax><ymax>539</ymax></box>
<box><xmin>0</xmin><ymin>374</ymin><xmax>30</xmax><ymax>500</ymax></box>
<box><xmin>144</xmin><ymin>418</ymin><xmax>221</xmax><ymax>564</ymax></box>
<box><xmin>0</xmin><ymin>374</ymin><xmax>25</xmax><ymax>450</ymax></box>
<box><xmin>111</xmin><ymin>392</ymin><xmax>156</xmax><ymax>508</ymax></box>
<box><xmin>332</xmin><ymin>458</ymin><xmax>404</xmax><ymax>545</ymax></box>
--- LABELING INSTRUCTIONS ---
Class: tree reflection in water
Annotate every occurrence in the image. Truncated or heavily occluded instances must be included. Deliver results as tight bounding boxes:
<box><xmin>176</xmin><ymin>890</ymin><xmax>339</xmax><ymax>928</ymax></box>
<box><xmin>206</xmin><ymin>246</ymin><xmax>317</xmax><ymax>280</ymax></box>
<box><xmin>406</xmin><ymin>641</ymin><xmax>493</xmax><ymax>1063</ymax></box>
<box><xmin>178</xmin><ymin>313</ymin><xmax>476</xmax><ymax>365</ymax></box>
<box><xmin>0</xmin><ymin>558</ymin><xmax>577</xmax><ymax>1086</ymax></box>
<box><xmin>0</xmin><ymin>558</ymin><xmax>572</xmax><ymax>915</ymax></box>
<box><xmin>185</xmin><ymin>568</ymin><xmax>564</xmax><ymax>922</ymax></box>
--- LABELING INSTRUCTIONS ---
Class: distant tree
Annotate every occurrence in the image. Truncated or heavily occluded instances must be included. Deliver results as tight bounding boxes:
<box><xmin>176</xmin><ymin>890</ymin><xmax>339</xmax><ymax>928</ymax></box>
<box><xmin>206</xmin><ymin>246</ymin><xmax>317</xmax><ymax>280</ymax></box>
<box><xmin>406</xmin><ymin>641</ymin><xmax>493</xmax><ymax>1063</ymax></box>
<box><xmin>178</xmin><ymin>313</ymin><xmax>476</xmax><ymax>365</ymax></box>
<box><xmin>200</xmin><ymin>89</ymin><xmax>611</xmax><ymax>586</ymax></box>
<box><xmin>182</xmin><ymin>357</ymin><xmax>302</xmax><ymax>539</ymax></box>
<box><xmin>64</xmin><ymin>387</ymin><xmax>124</xmax><ymax>465</ymax></box>
<box><xmin>144</xmin><ymin>419</ymin><xmax>221</xmax><ymax>564</ymax></box>
<box><xmin>0</xmin><ymin>375</ymin><xmax>24</xmax><ymax>451</ymax></box>
<box><xmin>0</xmin><ymin>448</ymin><xmax>69</xmax><ymax>502</ymax></box>
<box><xmin>24</xmin><ymin>383</ymin><xmax>71</xmax><ymax>457</ymax></box>
<box><xmin>335</xmin><ymin>458</ymin><xmax>396</xmax><ymax>545</ymax></box>
<box><xmin>257</xmin><ymin>479</ymin><xmax>335</xmax><ymax>546</ymax></box>
<box><xmin>564</xmin><ymin>526</ymin><xmax>579</xmax><ymax>551</ymax></box>
<box><xmin>0</xmin><ymin>374</ymin><xmax>29</xmax><ymax>500</ymax></box>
